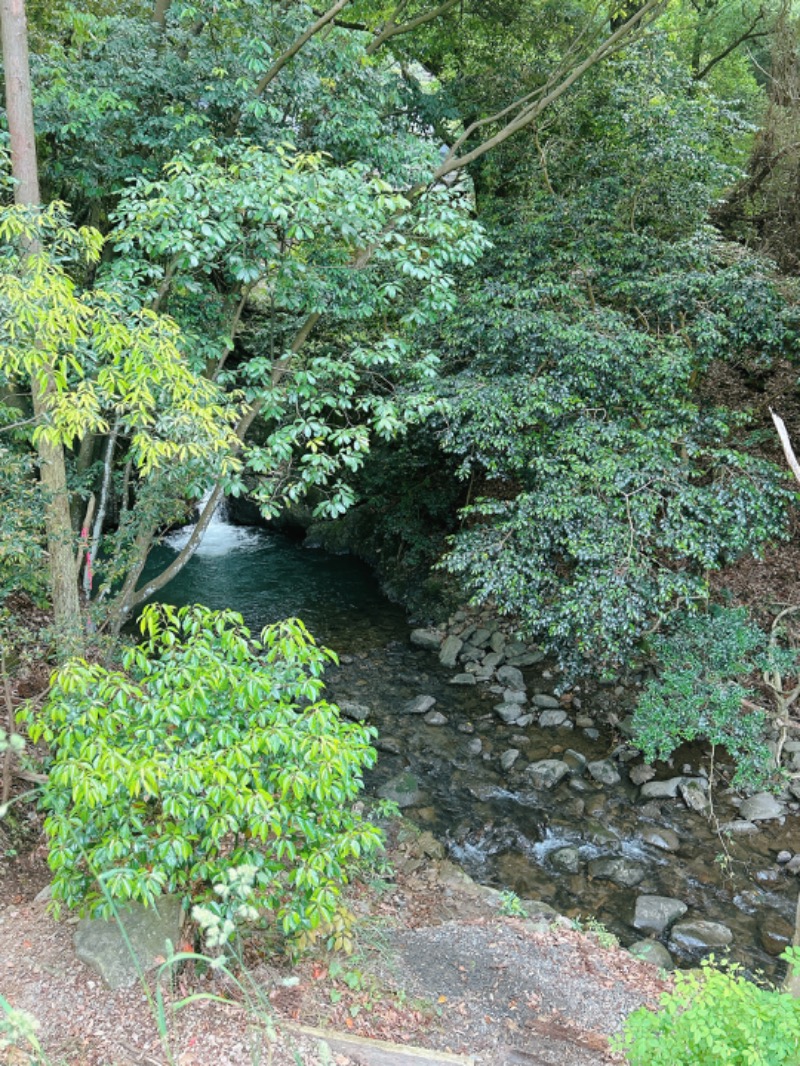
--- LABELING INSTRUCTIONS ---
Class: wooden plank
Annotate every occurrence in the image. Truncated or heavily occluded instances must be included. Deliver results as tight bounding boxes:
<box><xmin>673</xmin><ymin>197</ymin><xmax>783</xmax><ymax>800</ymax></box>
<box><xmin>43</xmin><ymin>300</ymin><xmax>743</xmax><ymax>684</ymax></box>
<box><xmin>285</xmin><ymin>1022</ymin><xmax>475</xmax><ymax>1066</ymax></box>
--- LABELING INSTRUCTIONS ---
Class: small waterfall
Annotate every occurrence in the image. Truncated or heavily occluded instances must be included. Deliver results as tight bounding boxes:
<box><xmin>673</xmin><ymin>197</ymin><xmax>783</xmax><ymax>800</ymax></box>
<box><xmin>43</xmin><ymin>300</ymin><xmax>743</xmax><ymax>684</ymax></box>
<box><xmin>163</xmin><ymin>491</ymin><xmax>262</xmax><ymax>557</ymax></box>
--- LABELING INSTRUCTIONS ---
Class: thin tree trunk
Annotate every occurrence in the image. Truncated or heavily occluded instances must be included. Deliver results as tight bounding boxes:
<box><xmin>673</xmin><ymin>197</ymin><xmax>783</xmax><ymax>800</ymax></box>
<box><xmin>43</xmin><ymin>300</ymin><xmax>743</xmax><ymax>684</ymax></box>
<box><xmin>0</xmin><ymin>0</ymin><xmax>82</xmax><ymax>644</ymax></box>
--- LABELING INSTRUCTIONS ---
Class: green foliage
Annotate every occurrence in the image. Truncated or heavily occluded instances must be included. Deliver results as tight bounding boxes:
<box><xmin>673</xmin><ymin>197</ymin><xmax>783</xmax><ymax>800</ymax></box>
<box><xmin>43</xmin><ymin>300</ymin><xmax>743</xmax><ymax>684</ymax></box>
<box><xmin>0</xmin><ymin>202</ymin><xmax>239</xmax><ymax>472</ymax></box>
<box><xmin>422</xmin><ymin>44</ymin><xmax>797</xmax><ymax>675</ymax></box>
<box><xmin>0</xmin><ymin>444</ymin><xmax>47</xmax><ymax>606</ymax></box>
<box><xmin>614</xmin><ymin>952</ymin><xmax>800</xmax><ymax>1066</ymax></box>
<box><xmin>631</xmin><ymin>608</ymin><xmax>778</xmax><ymax>789</ymax></box>
<box><xmin>498</xmin><ymin>890</ymin><xmax>528</xmax><ymax>918</ymax></box>
<box><xmin>21</xmin><ymin>605</ymin><xmax>382</xmax><ymax>937</ymax></box>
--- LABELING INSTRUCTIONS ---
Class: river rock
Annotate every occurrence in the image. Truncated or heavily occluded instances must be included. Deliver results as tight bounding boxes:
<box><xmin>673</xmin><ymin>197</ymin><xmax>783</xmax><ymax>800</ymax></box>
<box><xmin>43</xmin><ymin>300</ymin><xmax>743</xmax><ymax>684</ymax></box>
<box><xmin>402</xmin><ymin>694</ymin><xmax>436</xmax><ymax>715</ymax></box>
<box><xmin>497</xmin><ymin>665</ymin><xmax>525</xmax><ymax>690</ymax></box>
<box><xmin>739</xmin><ymin>793</ymin><xmax>786</xmax><ymax>822</ymax></box>
<box><xmin>539</xmin><ymin>709</ymin><xmax>568</xmax><ymax>728</ymax></box>
<box><xmin>489</xmin><ymin>631</ymin><xmax>506</xmax><ymax>654</ymax></box>
<box><xmin>526</xmin><ymin>759</ymin><xmax>570</xmax><ymax>790</ymax></box>
<box><xmin>503</xmin><ymin>688</ymin><xmax>527</xmax><ymax>705</ymax></box>
<box><xmin>451</xmin><ymin>673</ymin><xmax>477</xmax><ymax>685</ymax></box>
<box><xmin>640</xmin><ymin>776</ymin><xmax>702</xmax><ymax>800</ymax></box>
<box><xmin>494</xmin><ymin>702</ymin><xmax>523</xmax><ymax>724</ymax></box>
<box><xmin>788</xmin><ymin>855</ymin><xmax>800</xmax><ymax>874</ymax></box>
<box><xmin>533</xmin><ymin>693</ymin><xmax>560</xmax><ymax>709</ymax></box>
<box><xmin>588</xmin><ymin>857</ymin><xmax>646</xmax><ymax>888</ymax></box>
<box><xmin>629</xmin><ymin>764</ymin><xmax>656</xmax><ymax>786</ymax></box>
<box><xmin>480</xmin><ymin>648</ymin><xmax>501</xmax><ymax>667</ymax></box>
<box><xmin>515</xmin><ymin>714</ymin><xmax>534</xmax><ymax>727</ymax></box>
<box><xmin>629</xmin><ymin>940</ymin><xmax>674</xmax><ymax>969</ymax></box>
<box><xmin>777</xmin><ymin>850</ymin><xmax>793</xmax><ymax>864</ymax></box>
<box><xmin>338</xmin><ymin>700</ymin><xmax>371</xmax><ymax>722</ymax></box>
<box><xmin>633</xmin><ymin>895</ymin><xmax>688</xmax><ymax>936</ymax></box>
<box><xmin>563</xmin><ymin>749</ymin><xmax>587</xmax><ymax>774</ymax></box>
<box><xmin>679</xmin><ymin>779</ymin><xmax>711</xmax><ymax>814</ymax></box>
<box><xmin>378</xmin><ymin>772</ymin><xmax>427</xmax><ymax>809</ymax></box>
<box><xmin>410</xmin><ymin>628</ymin><xmax>442</xmax><ymax>650</ymax></box>
<box><xmin>719</xmin><ymin>819</ymin><xmax>760</xmax><ymax>835</ymax></box>
<box><xmin>469</xmin><ymin>627</ymin><xmax>492</xmax><ymax>648</ymax></box>
<box><xmin>550</xmin><ymin>846</ymin><xmax>581</xmax><ymax>874</ymax></box>
<box><xmin>439</xmin><ymin>635</ymin><xmax>463</xmax><ymax>667</ymax></box>
<box><xmin>458</xmin><ymin>645</ymin><xmax>483</xmax><ymax>663</ymax></box>
<box><xmin>669</xmin><ymin>920</ymin><xmax>733</xmax><ymax>954</ymax></box>
<box><xmin>759</xmin><ymin>916</ymin><xmax>794</xmax><ymax>956</ymax></box>
<box><xmin>500</xmin><ymin>749</ymin><xmax>520</xmax><ymax>771</ymax></box>
<box><xmin>640</xmin><ymin>826</ymin><xmax>680</xmax><ymax>852</ymax></box>
<box><xmin>587</xmin><ymin>760</ymin><xmax>621</xmax><ymax>786</ymax></box>
<box><xmin>424</xmin><ymin>710</ymin><xmax>448</xmax><ymax>725</ymax></box>
<box><xmin>74</xmin><ymin>896</ymin><xmax>184</xmax><ymax>990</ymax></box>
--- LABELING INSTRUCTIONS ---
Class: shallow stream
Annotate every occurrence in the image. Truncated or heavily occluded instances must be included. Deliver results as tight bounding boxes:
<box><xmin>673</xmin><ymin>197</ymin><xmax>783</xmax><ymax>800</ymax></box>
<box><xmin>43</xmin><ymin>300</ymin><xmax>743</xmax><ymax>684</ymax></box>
<box><xmin>145</xmin><ymin>505</ymin><xmax>800</xmax><ymax>979</ymax></box>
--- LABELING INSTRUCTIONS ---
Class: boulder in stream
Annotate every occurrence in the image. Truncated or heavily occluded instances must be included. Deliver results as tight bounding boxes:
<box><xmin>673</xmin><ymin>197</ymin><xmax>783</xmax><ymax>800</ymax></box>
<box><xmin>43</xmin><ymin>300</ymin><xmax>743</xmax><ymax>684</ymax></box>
<box><xmin>497</xmin><ymin>665</ymin><xmax>525</xmax><ymax>690</ymax></box>
<box><xmin>640</xmin><ymin>825</ymin><xmax>680</xmax><ymax>852</ymax></box>
<box><xmin>669</xmin><ymin>919</ymin><xmax>733</xmax><ymax>955</ymax></box>
<box><xmin>587</xmin><ymin>759</ymin><xmax>621</xmax><ymax>786</ymax></box>
<box><xmin>640</xmin><ymin>776</ymin><xmax>704</xmax><ymax>800</ymax></box>
<box><xmin>338</xmin><ymin>700</ymin><xmax>371</xmax><ymax>722</ymax></box>
<box><xmin>526</xmin><ymin>759</ymin><xmax>570</xmax><ymax>790</ymax></box>
<box><xmin>378</xmin><ymin>772</ymin><xmax>427</xmax><ymax>809</ymax></box>
<box><xmin>550</xmin><ymin>846</ymin><xmax>581</xmax><ymax>874</ymax></box>
<box><xmin>629</xmin><ymin>940</ymin><xmax>674</xmax><ymax>970</ymax></box>
<box><xmin>439</xmin><ymin>635</ymin><xmax>463</xmax><ymax>668</ymax></box>
<box><xmin>494</xmin><ymin>702</ymin><xmax>523</xmax><ymax>725</ymax></box>
<box><xmin>401</xmin><ymin>694</ymin><xmax>437</xmax><ymax>715</ymax></box>
<box><xmin>588</xmin><ymin>857</ymin><xmax>646</xmax><ymax>888</ymax></box>
<box><xmin>739</xmin><ymin>792</ymin><xmax>786</xmax><ymax>822</ymax></box>
<box><xmin>539</xmin><ymin>709</ymin><xmax>569</xmax><ymax>728</ymax></box>
<box><xmin>633</xmin><ymin>895</ymin><xmax>688</xmax><ymax>936</ymax></box>
<box><xmin>410</xmin><ymin>628</ymin><xmax>442</xmax><ymax>650</ymax></box>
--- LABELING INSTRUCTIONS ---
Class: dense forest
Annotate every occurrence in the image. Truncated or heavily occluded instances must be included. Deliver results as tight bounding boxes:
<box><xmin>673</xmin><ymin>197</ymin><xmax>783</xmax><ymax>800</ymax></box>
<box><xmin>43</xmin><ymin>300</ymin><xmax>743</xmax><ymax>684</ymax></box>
<box><xmin>4</xmin><ymin>0</ymin><xmax>800</xmax><ymax>1058</ymax></box>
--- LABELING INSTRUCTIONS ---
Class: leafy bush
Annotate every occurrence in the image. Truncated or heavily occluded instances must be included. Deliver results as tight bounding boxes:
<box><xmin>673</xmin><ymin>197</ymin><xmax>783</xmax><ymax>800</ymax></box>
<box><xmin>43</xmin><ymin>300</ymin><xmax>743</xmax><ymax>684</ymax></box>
<box><xmin>615</xmin><ymin>951</ymin><xmax>800</xmax><ymax>1066</ymax></box>
<box><xmin>631</xmin><ymin>608</ymin><xmax>776</xmax><ymax>789</ymax></box>
<box><xmin>22</xmin><ymin>605</ymin><xmax>381</xmax><ymax>936</ymax></box>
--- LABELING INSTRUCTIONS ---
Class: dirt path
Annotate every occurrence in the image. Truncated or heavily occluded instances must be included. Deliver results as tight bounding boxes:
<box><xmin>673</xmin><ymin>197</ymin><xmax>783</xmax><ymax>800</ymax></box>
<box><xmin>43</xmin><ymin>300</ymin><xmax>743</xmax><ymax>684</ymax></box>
<box><xmin>0</xmin><ymin>824</ymin><xmax>669</xmax><ymax>1065</ymax></box>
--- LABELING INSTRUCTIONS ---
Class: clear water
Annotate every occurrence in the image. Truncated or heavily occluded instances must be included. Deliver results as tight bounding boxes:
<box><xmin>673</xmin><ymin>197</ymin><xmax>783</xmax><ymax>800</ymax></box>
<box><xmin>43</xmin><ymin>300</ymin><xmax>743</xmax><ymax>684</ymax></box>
<box><xmin>143</xmin><ymin>502</ymin><xmax>799</xmax><ymax>978</ymax></box>
<box><xmin>143</xmin><ymin>502</ymin><xmax>408</xmax><ymax>652</ymax></box>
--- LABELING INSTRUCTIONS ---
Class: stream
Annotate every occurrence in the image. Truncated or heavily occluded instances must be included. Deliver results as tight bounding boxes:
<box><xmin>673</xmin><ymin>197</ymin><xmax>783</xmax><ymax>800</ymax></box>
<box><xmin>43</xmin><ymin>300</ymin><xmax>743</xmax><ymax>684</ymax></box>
<box><xmin>144</xmin><ymin>503</ymin><xmax>800</xmax><ymax>979</ymax></box>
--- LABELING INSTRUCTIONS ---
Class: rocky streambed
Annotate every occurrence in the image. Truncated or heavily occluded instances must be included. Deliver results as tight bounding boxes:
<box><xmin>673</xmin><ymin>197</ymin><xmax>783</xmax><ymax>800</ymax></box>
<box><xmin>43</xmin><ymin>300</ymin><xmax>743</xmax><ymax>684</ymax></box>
<box><xmin>147</xmin><ymin>510</ymin><xmax>800</xmax><ymax>982</ymax></box>
<box><xmin>327</xmin><ymin>608</ymin><xmax>800</xmax><ymax>980</ymax></box>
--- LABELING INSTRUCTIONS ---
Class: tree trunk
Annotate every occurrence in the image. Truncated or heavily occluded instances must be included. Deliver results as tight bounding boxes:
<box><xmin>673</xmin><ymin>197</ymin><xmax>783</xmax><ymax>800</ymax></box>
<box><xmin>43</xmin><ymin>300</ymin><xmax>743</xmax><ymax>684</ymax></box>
<box><xmin>0</xmin><ymin>0</ymin><xmax>82</xmax><ymax>643</ymax></box>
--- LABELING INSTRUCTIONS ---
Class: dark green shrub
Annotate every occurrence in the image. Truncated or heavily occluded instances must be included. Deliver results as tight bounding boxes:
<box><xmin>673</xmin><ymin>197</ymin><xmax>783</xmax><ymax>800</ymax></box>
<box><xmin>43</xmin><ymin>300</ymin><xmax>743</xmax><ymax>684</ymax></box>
<box><xmin>21</xmin><ymin>605</ymin><xmax>381</xmax><ymax>936</ymax></box>
<box><xmin>631</xmin><ymin>608</ymin><xmax>776</xmax><ymax>789</ymax></box>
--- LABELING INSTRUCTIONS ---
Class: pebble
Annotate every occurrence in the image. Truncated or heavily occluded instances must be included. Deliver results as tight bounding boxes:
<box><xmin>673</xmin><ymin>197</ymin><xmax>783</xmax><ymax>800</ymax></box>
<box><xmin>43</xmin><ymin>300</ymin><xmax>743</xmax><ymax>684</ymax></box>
<box><xmin>450</xmin><ymin>673</ymin><xmax>477</xmax><ymax>685</ymax></box>
<box><xmin>539</xmin><ymin>709</ymin><xmax>569</xmax><ymax>728</ymax></box>
<box><xmin>501</xmin><ymin>749</ymin><xmax>520</xmax><ymax>771</ymax></box>
<box><xmin>533</xmin><ymin>693</ymin><xmax>560</xmax><ymax>709</ymax></box>
<box><xmin>777</xmin><ymin>850</ymin><xmax>792</xmax><ymax>864</ymax></box>
<box><xmin>587</xmin><ymin>759</ymin><xmax>621</xmax><ymax>786</ymax></box>
<box><xmin>401</xmin><ymin>695</ymin><xmax>436</xmax><ymax>715</ymax></box>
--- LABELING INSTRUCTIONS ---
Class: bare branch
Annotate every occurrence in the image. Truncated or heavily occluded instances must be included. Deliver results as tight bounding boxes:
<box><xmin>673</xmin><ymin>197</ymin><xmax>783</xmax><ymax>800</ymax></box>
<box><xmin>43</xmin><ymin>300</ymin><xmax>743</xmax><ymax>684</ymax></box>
<box><xmin>434</xmin><ymin>0</ymin><xmax>665</xmax><ymax>181</ymax></box>
<box><xmin>695</xmin><ymin>8</ymin><xmax>769</xmax><ymax>82</ymax></box>
<box><xmin>366</xmin><ymin>0</ymin><xmax>460</xmax><ymax>55</ymax></box>
<box><xmin>254</xmin><ymin>0</ymin><xmax>352</xmax><ymax>97</ymax></box>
